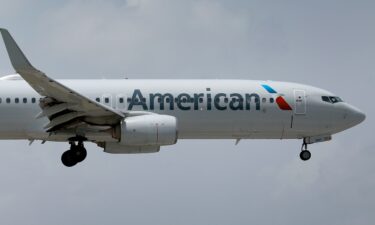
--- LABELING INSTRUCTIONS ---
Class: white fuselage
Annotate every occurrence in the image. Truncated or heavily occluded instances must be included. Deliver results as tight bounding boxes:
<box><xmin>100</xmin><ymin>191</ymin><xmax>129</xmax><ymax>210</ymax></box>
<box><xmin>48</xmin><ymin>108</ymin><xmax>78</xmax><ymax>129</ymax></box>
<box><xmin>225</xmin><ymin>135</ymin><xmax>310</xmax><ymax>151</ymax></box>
<box><xmin>0</xmin><ymin>28</ymin><xmax>366</xmax><ymax>166</ymax></box>
<box><xmin>0</xmin><ymin>78</ymin><xmax>365</xmax><ymax>142</ymax></box>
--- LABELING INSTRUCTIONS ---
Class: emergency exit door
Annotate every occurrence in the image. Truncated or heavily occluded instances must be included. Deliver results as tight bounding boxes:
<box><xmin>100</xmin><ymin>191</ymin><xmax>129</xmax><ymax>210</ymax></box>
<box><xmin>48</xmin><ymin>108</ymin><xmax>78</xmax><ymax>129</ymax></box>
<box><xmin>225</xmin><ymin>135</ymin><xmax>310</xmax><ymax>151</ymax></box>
<box><xmin>102</xmin><ymin>94</ymin><xmax>113</xmax><ymax>108</ymax></box>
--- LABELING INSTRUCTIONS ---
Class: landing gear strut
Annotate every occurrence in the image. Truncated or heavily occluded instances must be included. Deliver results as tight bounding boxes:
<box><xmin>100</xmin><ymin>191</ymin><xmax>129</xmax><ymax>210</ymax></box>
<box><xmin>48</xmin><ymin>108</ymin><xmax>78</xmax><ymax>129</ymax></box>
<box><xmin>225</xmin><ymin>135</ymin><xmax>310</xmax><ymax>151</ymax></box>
<box><xmin>61</xmin><ymin>141</ymin><xmax>87</xmax><ymax>167</ymax></box>
<box><xmin>300</xmin><ymin>140</ymin><xmax>311</xmax><ymax>161</ymax></box>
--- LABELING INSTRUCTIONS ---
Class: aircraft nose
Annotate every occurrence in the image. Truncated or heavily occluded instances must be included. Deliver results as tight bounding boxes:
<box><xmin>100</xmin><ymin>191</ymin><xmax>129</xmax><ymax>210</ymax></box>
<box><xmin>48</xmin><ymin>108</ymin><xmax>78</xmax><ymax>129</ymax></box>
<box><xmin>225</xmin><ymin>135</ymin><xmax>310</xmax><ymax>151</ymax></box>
<box><xmin>346</xmin><ymin>105</ymin><xmax>366</xmax><ymax>126</ymax></box>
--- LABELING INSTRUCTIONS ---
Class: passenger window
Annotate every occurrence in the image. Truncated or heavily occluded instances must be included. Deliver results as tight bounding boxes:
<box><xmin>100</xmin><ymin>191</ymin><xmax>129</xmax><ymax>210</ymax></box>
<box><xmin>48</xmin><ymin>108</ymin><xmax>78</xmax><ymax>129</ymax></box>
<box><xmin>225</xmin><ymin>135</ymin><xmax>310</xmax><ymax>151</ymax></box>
<box><xmin>119</xmin><ymin>98</ymin><xmax>124</xmax><ymax>103</ymax></box>
<box><xmin>95</xmin><ymin>97</ymin><xmax>100</xmax><ymax>102</ymax></box>
<box><xmin>23</xmin><ymin>98</ymin><xmax>27</xmax><ymax>103</ymax></box>
<box><xmin>270</xmin><ymin>98</ymin><xmax>274</xmax><ymax>103</ymax></box>
<box><xmin>15</xmin><ymin>98</ymin><xmax>19</xmax><ymax>103</ymax></box>
<box><xmin>31</xmin><ymin>98</ymin><xmax>36</xmax><ymax>103</ymax></box>
<box><xmin>0</xmin><ymin>98</ymin><xmax>2</xmax><ymax>103</ymax></box>
<box><xmin>105</xmin><ymin>98</ymin><xmax>109</xmax><ymax>103</ymax></box>
<box><xmin>262</xmin><ymin>98</ymin><xmax>266</xmax><ymax>103</ymax></box>
<box><xmin>6</xmin><ymin>98</ymin><xmax>10</xmax><ymax>103</ymax></box>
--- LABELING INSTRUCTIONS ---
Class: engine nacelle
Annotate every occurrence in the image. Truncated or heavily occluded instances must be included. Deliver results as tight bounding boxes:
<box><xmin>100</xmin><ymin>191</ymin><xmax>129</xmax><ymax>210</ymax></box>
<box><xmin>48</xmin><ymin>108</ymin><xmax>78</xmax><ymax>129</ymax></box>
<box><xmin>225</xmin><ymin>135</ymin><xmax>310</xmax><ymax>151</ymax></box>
<box><xmin>119</xmin><ymin>115</ymin><xmax>178</xmax><ymax>146</ymax></box>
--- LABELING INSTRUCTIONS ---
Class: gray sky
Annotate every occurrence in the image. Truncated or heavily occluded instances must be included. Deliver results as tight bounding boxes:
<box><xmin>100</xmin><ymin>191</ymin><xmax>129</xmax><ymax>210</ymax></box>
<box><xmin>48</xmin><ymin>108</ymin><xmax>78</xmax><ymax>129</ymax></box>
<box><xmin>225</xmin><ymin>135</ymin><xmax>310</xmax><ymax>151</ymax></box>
<box><xmin>0</xmin><ymin>0</ymin><xmax>374</xmax><ymax>225</ymax></box>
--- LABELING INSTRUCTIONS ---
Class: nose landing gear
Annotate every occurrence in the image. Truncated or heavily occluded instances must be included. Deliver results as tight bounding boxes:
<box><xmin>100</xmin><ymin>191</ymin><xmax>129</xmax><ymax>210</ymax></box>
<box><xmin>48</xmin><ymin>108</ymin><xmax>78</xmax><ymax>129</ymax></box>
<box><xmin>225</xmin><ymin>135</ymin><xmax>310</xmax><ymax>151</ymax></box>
<box><xmin>300</xmin><ymin>140</ymin><xmax>311</xmax><ymax>161</ymax></box>
<box><xmin>61</xmin><ymin>141</ymin><xmax>87</xmax><ymax>167</ymax></box>
<box><xmin>299</xmin><ymin>135</ymin><xmax>332</xmax><ymax>161</ymax></box>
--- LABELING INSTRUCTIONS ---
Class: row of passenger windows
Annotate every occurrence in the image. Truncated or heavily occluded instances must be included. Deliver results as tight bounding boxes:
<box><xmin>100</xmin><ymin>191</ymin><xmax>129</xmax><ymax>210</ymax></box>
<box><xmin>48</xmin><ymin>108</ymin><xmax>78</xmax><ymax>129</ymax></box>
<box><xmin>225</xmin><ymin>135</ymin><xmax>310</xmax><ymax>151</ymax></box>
<box><xmin>0</xmin><ymin>96</ymin><xmax>276</xmax><ymax>105</ymax></box>
<box><xmin>322</xmin><ymin>96</ymin><xmax>343</xmax><ymax>104</ymax></box>
<box><xmin>0</xmin><ymin>97</ymin><xmax>37</xmax><ymax>104</ymax></box>
<box><xmin>95</xmin><ymin>97</ymin><xmax>275</xmax><ymax>104</ymax></box>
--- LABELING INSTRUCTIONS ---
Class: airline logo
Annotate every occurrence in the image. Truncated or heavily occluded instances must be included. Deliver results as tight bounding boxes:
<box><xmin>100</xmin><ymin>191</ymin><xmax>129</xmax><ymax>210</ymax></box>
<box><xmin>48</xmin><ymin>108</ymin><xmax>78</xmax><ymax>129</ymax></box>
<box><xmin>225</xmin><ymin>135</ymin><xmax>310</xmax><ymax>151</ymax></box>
<box><xmin>127</xmin><ymin>89</ymin><xmax>261</xmax><ymax>111</ymax></box>
<box><xmin>126</xmin><ymin>85</ymin><xmax>292</xmax><ymax>112</ymax></box>
<box><xmin>261</xmin><ymin>84</ymin><xmax>292</xmax><ymax>111</ymax></box>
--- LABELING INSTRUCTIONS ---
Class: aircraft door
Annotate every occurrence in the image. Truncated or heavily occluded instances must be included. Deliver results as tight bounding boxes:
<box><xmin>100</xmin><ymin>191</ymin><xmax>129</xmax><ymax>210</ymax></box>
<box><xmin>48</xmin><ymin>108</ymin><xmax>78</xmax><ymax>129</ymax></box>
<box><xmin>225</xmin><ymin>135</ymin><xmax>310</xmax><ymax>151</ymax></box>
<box><xmin>294</xmin><ymin>90</ymin><xmax>306</xmax><ymax>115</ymax></box>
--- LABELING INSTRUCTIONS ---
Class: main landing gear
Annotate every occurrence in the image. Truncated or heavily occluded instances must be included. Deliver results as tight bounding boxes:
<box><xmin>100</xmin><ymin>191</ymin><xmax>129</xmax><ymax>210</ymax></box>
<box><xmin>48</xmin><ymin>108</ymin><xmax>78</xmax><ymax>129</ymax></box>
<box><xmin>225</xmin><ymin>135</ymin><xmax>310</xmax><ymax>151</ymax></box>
<box><xmin>300</xmin><ymin>140</ymin><xmax>311</xmax><ymax>161</ymax></box>
<box><xmin>61</xmin><ymin>141</ymin><xmax>87</xmax><ymax>167</ymax></box>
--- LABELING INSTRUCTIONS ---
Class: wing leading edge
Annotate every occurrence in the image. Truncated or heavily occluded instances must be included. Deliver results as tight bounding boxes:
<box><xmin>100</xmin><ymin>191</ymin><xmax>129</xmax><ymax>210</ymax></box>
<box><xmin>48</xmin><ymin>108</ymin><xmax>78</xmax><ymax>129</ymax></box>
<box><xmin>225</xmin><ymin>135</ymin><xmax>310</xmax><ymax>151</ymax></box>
<box><xmin>0</xmin><ymin>28</ymin><xmax>124</xmax><ymax>132</ymax></box>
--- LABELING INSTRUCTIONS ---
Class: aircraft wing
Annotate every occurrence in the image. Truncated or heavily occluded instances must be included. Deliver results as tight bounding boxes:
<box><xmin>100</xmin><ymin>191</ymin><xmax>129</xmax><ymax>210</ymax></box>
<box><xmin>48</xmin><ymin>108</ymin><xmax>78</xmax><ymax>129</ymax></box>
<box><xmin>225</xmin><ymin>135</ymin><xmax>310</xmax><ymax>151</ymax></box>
<box><xmin>0</xmin><ymin>28</ymin><xmax>124</xmax><ymax>132</ymax></box>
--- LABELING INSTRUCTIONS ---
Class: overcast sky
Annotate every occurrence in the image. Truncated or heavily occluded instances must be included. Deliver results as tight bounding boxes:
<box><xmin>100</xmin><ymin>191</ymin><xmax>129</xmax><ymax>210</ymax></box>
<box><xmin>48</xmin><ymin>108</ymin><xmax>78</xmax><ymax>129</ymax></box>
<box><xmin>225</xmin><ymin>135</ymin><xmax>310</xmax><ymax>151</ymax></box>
<box><xmin>0</xmin><ymin>0</ymin><xmax>374</xmax><ymax>225</ymax></box>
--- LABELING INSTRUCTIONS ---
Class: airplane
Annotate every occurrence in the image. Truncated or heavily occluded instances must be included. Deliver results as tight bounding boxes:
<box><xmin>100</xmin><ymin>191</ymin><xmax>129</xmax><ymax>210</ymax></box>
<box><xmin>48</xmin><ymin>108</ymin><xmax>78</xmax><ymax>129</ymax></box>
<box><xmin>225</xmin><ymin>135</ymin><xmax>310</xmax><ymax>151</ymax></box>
<box><xmin>0</xmin><ymin>28</ymin><xmax>366</xmax><ymax>167</ymax></box>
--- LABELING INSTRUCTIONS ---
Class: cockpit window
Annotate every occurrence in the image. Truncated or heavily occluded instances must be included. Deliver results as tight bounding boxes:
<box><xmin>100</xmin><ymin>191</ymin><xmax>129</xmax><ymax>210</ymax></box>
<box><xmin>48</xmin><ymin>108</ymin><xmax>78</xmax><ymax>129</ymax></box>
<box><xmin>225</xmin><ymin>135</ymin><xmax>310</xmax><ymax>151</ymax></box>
<box><xmin>322</xmin><ymin>96</ymin><xmax>343</xmax><ymax>104</ymax></box>
<box><xmin>322</xmin><ymin>96</ymin><xmax>331</xmax><ymax>103</ymax></box>
<box><xmin>335</xmin><ymin>97</ymin><xmax>343</xmax><ymax>102</ymax></box>
<box><xmin>330</xmin><ymin>97</ymin><xmax>338</xmax><ymax>103</ymax></box>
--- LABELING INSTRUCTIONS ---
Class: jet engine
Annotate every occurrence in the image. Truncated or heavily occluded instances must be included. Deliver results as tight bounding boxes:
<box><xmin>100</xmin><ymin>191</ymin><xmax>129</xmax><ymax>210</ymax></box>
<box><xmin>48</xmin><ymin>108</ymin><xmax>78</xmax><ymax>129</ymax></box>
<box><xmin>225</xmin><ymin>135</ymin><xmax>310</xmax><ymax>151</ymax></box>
<box><xmin>104</xmin><ymin>114</ymin><xmax>178</xmax><ymax>154</ymax></box>
<box><xmin>119</xmin><ymin>114</ymin><xmax>178</xmax><ymax>146</ymax></box>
